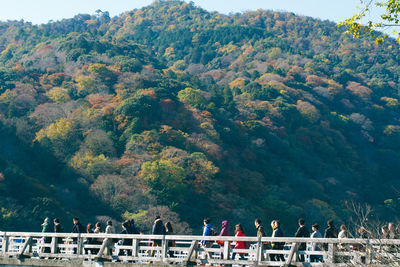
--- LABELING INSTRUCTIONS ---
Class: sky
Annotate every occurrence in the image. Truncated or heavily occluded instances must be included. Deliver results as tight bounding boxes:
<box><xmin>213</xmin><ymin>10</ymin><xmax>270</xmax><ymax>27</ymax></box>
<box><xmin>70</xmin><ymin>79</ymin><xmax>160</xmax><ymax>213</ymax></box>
<box><xmin>0</xmin><ymin>0</ymin><xmax>376</xmax><ymax>25</ymax></box>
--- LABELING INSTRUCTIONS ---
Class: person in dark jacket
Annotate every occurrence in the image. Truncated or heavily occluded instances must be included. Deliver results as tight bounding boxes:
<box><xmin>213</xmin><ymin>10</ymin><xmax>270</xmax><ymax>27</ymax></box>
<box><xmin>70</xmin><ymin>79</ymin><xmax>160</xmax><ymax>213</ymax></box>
<box><xmin>324</xmin><ymin>219</ymin><xmax>338</xmax><ymax>238</ymax></box>
<box><xmin>119</xmin><ymin>220</ymin><xmax>133</xmax><ymax>256</ymax></box>
<box><xmin>165</xmin><ymin>222</ymin><xmax>175</xmax><ymax>258</ymax></box>
<box><xmin>255</xmin><ymin>219</ymin><xmax>266</xmax><ymax>238</ymax></box>
<box><xmin>72</xmin><ymin>217</ymin><xmax>85</xmax><ymax>233</ymax></box>
<box><xmin>271</xmin><ymin>220</ymin><xmax>285</xmax><ymax>261</ymax></box>
<box><xmin>150</xmin><ymin>216</ymin><xmax>165</xmax><ymax>257</ymax></box>
<box><xmin>86</xmin><ymin>223</ymin><xmax>94</xmax><ymax>241</ymax></box>
<box><xmin>254</xmin><ymin>219</ymin><xmax>266</xmax><ymax>261</ymax></box>
<box><xmin>129</xmin><ymin>219</ymin><xmax>140</xmax><ymax>234</ymax></box>
<box><xmin>54</xmin><ymin>218</ymin><xmax>64</xmax><ymax>233</ymax></box>
<box><xmin>72</xmin><ymin>217</ymin><xmax>85</xmax><ymax>254</ymax></box>
<box><xmin>323</xmin><ymin>219</ymin><xmax>338</xmax><ymax>251</ymax></box>
<box><xmin>295</xmin><ymin>218</ymin><xmax>309</xmax><ymax>262</ymax></box>
<box><xmin>85</xmin><ymin>223</ymin><xmax>94</xmax><ymax>254</ymax></box>
<box><xmin>53</xmin><ymin>218</ymin><xmax>64</xmax><ymax>252</ymax></box>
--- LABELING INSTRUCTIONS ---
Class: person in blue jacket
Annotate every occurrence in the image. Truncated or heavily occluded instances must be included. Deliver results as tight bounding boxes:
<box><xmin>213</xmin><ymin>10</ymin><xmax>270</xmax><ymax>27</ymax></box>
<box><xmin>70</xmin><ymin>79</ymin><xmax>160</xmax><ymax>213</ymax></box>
<box><xmin>201</xmin><ymin>218</ymin><xmax>215</xmax><ymax>260</ymax></box>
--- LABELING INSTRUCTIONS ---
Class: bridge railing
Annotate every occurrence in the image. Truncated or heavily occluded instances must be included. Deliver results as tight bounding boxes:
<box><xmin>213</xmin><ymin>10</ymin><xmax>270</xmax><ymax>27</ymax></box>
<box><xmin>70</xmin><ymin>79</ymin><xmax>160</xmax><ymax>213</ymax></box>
<box><xmin>1</xmin><ymin>231</ymin><xmax>400</xmax><ymax>266</ymax></box>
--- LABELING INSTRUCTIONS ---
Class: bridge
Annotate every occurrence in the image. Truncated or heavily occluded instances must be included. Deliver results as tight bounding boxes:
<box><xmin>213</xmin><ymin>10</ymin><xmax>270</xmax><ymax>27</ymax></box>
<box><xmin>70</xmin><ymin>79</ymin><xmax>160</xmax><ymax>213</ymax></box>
<box><xmin>1</xmin><ymin>231</ymin><xmax>399</xmax><ymax>266</ymax></box>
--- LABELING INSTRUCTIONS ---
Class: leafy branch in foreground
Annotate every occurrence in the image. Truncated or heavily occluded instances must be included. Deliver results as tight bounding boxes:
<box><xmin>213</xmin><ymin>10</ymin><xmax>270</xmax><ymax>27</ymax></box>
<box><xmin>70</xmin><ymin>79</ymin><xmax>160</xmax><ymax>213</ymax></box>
<box><xmin>339</xmin><ymin>0</ymin><xmax>400</xmax><ymax>44</ymax></box>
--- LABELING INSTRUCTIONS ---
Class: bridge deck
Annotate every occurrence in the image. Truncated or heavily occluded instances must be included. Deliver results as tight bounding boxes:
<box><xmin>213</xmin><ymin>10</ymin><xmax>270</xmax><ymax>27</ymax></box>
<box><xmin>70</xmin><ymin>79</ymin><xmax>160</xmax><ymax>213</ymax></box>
<box><xmin>1</xmin><ymin>231</ymin><xmax>400</xmax><ymax>266</ymax></box>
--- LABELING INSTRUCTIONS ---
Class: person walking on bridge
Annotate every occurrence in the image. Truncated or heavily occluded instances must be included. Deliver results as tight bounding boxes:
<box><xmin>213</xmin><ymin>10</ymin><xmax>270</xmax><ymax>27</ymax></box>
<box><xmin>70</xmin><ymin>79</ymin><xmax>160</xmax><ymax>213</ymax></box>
<box><xmin>41</xmin><ymin>217</ymin><xmax>51</xmax><ymax>253</ymax></box>
<box><xmin>201</xmin><ymin>218</ymin><xmax>216</xmax><ymax>261</ymax></box>
<box><xmin>324</xmin><ymin>220</ymin><xmax>338</xmax><ymax>239</ymax></box>
<box><xmin>72</xmin><ymin>217</ymin><xmax>85</xmax><ymax>233</ymax></box>
<box><xmin>105</xmin><ymin>220</ymin><xmax>116</xmax><ymax>256</ymax></box>
<box><xmin>150</xmin><ymin>216</ymin><xmax>165</xmax><ymax>258</ymax></box>
<box><xmin>295</xmin><ymin>218</ymin><xmax>309</xmax><ymax>262</ymax></box>
<box><xmin>129</xmin><ymin>219</ymin><xmax>140</xmax><ymax>234</ymax></box>
<box><xmin>323</xmin><ymin>219</ymin><xmax>338</xmax><ymax>251</ymax></box>
<box><xmin>93</xmin><ymin>222</ymin><xmax>102</xmax><ymax>254</ymax></box>
<box><xmin>216</xmin><ymin>220</ymin><xmax>231</xmax><ymax>259</ymax></box>
<box><xmin>165</xmin><ymin>222</ymin><xmax>175</xmax><ymax>259</ymax></box>
<box><xmin>119</xmin><ymin>220</ymin><xmax>133</xmax><ymax>256</ymax></box>
<box><xmin>254</xmin><ymin>219</ymin><xmax>266</xmax><ymax>261</ymax></box>
<box><xmin>310</xmin><ymin>223</ymin><xmax>323</xmax><ymax>263</ymax></box>
<box><xmin>232</xmin><ymin>224</ymin><xmax>247</xmax><ymax>263</ymax></box>
<box><xmin>53</xmin><ymin>218</ymin><xmax>64</xmax><ymax>253</ymax></box>
<box><xmin>271</xmin><ymin>220</ymin><xmax>285</xmax><ymax>262</ymax></box>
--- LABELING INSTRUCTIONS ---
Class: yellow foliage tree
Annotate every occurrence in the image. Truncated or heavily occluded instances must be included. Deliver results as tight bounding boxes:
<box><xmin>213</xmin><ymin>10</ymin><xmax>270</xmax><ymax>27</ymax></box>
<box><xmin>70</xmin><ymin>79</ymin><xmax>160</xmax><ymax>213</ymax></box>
<box><xmin>46</xmin><ymin>87</ymin><xmax>70</xmax><ymax>103</ymax></box>
<box><xmin>70</xmin><ymin>151</ymin><xmax>108</xmax><ymax>170</ymax></box>
<box><xmin>34</xmin><ymin>118</ymin><xmax>74</xmax><ymax>143</ymax></box>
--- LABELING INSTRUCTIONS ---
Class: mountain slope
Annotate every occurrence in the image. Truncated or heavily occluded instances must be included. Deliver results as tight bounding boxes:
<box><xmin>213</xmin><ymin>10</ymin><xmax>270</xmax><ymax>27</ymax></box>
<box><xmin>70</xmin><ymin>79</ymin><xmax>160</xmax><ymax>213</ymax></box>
<box><xmin>0</xmin><ymin>0</ymin><xmax>400</xmax><ymax>234</ymax></box>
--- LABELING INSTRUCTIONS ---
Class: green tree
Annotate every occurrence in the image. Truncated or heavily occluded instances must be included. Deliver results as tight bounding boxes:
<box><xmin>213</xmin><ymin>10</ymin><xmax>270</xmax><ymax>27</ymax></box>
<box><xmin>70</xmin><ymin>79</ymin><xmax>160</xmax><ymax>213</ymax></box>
<box><xmin>140</xmin><ymin>160</ymin><xmax>187</xmax><ymax>207</ymax></box>
<box><xmin>88</xmin><ymin>63</ymin><xmax>118</xmax><ymax>87</ymax></box>
<box><xmin>177</xmin><ymin>87</ymin><xmax>207</xmax><ymax>109</ymax></box>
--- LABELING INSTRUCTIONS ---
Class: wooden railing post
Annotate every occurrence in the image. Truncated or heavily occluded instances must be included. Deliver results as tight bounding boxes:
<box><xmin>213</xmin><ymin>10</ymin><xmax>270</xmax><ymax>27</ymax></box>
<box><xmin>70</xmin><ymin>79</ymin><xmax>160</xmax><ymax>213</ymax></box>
<box><xmin>254</xmin><ymin>236</ymin><xmax>262</xmax><ymax>266</ymax></box>
<box><xmin>50</xmin><ymin>236</ymin><xmax>57</xmax><ymax>254</ymax></box>
<box><xmin>132</xmin><ymin>237</ymin><xmax>138</xmax><ymax>257</ymax></box>
<box><xmin>2</xmin><ymin>233</ymin><xmax>9</xmax><ymax>256</ymax></box>
<box><xmin>223</xmin><ymin>240</ymin><xmax>229</xmax><ymax>260</ymax></box>
<box><xmin>184</xmin><ymin>240</ymin><xmax>198</xmax><ymax>265</ymax></box>
<box><xmin>327</xmin><ymin>243</ymin><xmax>335</xmax><ymax>264</ymax></box>
<box><xmin>285</xmin><ymin>242</ymin><xmax>298</xmax><ymax>266</ymax></box>
<box><xmin>161</xmin><ymin>235</ymin><xmax>167</xmax><ymax>262</ymax></box>
<box><xmin>28</xmin><ymin>236</ymin><xmax>33</xmax><ymax>254</ymax></box>
<box><xmin>77</xmin><ymin>233</ymin><xmax>82</xmax><ymax>256</ymax></box>
<box><xmin>18</xmin><ymin>236</ymin><xmax>32</xmax><ymax>258</ymax></box>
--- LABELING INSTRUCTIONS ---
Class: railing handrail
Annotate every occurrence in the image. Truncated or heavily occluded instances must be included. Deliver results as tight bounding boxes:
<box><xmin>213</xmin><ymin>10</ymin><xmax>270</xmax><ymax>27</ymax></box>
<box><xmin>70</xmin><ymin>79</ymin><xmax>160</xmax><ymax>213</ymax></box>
<box><xmin>2</xmin><ymin>230</ymin><xmax>400</xmax><ymax>266</ymax></box>
<box><xmin>2</xmin><ymin>231</ymin><xmax>400</xmax><ymax>244</ymax></box>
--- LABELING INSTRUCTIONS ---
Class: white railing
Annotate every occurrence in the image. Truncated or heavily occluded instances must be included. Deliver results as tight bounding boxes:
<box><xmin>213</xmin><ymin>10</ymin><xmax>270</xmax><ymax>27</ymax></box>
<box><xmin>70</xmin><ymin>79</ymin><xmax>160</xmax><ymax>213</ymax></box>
<box><xmin>1</xmin><ymin>231</ymin><xmax>400</xmax><ymax>266</ymax></box>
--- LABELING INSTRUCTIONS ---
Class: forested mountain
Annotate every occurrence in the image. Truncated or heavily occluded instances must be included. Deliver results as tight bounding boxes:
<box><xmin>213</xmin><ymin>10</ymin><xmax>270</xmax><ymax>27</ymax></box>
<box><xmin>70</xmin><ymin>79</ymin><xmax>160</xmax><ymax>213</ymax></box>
<box><xmin>1</xmin><ymin>0</ymin><xmax>400</xmax><ymax>234</ymax></box>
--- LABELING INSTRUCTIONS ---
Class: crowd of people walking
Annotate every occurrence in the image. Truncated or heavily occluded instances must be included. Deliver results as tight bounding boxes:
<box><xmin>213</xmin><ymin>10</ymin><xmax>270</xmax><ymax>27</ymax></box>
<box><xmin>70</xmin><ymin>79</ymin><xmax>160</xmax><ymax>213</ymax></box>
<box><xmin>40</xmin><ymin>216</ymin><xmax>399</xmax><ymax>263</ymax></box>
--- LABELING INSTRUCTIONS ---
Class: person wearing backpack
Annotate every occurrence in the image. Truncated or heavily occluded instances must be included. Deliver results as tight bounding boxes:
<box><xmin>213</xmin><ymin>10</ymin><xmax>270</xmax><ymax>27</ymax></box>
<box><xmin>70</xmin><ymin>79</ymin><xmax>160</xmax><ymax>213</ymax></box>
<box><xmin>201</xmin><ymin>218</ymin><xmax>216</xmax><ymax>261</ymax></box>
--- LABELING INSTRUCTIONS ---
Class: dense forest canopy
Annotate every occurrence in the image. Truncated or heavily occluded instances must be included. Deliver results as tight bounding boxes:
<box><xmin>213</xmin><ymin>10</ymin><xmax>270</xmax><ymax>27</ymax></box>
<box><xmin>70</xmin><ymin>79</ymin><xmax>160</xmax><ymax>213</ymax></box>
<box><xmin>0</xmin><ymin>0</ymin><xmax>400</xmax><ymax>235</ymax></box>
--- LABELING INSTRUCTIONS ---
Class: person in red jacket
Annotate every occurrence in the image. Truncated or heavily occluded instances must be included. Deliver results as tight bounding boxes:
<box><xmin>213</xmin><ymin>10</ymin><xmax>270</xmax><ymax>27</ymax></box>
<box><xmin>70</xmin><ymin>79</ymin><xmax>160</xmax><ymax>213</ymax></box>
<box><xmin>232</xmin><ymin>224</ymin><xmax>247</xmax><ymax>262</ymax></box>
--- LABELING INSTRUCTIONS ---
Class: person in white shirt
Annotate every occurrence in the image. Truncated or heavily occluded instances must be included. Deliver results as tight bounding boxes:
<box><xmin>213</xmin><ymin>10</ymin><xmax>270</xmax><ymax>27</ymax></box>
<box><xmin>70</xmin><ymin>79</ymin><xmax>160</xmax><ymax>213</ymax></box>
<box><xmin>338</xmin><ymin>224</ymin><xmax>350</xmax><ymax>250</ymax></box>
<box><xmin>104</xmin><ymin>220</ymin><xmax>115</xmax><ymax>255</ymax></box>
<box><xmin>310</xmin><ymin>224</ymin><xmax>322</xmax><ymax>263</ymax></box>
